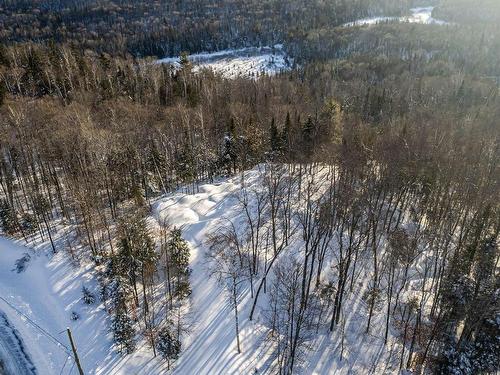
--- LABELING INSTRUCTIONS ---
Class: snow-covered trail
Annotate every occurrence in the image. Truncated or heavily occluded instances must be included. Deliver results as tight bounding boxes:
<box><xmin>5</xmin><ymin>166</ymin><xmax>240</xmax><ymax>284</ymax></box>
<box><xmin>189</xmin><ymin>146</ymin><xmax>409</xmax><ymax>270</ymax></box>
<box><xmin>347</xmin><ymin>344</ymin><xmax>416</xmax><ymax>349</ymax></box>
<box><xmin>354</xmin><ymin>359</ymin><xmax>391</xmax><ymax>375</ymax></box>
<box><xmin>0</xmin><ymin>238</ymin><xmax>71</xmax><ymax>375</ymax></box>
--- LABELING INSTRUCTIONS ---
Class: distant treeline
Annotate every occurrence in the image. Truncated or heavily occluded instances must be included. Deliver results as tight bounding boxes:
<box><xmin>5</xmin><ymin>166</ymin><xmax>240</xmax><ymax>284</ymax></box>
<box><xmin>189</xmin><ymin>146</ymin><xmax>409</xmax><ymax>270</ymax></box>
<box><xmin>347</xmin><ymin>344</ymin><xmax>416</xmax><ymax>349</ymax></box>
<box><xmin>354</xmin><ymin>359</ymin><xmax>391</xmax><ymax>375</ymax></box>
<box><xmin>0</xmin><ymin>0</ymin><xmax>412</xmax><ymax>57</ymax></box>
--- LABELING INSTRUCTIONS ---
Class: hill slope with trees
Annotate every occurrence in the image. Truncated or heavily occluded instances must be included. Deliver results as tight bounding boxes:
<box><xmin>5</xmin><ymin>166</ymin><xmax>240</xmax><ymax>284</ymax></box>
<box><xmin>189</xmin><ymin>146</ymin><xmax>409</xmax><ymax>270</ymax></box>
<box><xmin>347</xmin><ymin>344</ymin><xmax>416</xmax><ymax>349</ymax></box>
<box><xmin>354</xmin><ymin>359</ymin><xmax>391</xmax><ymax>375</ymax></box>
<box><xmin>0</xmin><ymin>0</ymin><xmax>498</xmax><ymax>374</ymax></box>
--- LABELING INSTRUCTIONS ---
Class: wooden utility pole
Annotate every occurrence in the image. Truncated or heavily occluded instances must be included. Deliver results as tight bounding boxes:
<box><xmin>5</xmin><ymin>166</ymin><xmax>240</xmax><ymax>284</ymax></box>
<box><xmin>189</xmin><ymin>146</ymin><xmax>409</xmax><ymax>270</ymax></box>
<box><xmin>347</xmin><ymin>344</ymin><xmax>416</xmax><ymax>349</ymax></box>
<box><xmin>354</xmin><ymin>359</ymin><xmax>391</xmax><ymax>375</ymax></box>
<box><xmin>66</xmin><ymin>327</ymin><xmax>84</xmax><ymax>375</ymax></box>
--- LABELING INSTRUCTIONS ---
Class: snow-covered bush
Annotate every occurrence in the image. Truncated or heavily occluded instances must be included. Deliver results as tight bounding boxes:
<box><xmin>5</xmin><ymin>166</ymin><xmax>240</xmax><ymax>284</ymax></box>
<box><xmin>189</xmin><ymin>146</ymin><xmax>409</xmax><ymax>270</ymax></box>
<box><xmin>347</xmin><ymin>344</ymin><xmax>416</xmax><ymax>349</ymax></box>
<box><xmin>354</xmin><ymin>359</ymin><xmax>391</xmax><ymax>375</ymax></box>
<box><xmin>13</xmin><ymin>253</ymin><xmax>31</xmax><ymax>273</ymax></box>
<box><xmin>82</xmin><ymin>286</ymin><xmax>96</xmax><ymax>305</ymax></box>
<box><xmin>0</xmin><ymin>199</ymin><xmax>18</xmax><ymax>234</ymax></box>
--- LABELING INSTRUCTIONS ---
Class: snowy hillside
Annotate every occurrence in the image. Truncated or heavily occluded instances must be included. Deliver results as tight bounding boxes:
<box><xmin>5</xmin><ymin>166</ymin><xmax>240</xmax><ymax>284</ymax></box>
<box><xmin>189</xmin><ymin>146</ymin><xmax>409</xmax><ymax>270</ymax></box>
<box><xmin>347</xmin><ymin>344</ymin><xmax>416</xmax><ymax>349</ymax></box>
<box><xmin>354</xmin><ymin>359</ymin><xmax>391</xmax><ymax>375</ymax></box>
<box><xmin>151</xmin><ymin>165</ymin><xmax>409</xmax><ymax>374</ymax></box>
<box><xmin>0</xmin><ymin>165</ymin><xmax>412</xmax><ymax>374</ymax></box>
<box><xmin>0</xmin><ymin>236</ymin><xmax>169</xmax><ymax>374</ymax></box>
<box><xmin>2</xmin><ymin>1</ymin><xmax>499</xmax><ymax>373</ymax></box>
<box><xmin>1</xmin><ymin>161</ymin><xmax>495</xmax><ymax>374</ymax></box>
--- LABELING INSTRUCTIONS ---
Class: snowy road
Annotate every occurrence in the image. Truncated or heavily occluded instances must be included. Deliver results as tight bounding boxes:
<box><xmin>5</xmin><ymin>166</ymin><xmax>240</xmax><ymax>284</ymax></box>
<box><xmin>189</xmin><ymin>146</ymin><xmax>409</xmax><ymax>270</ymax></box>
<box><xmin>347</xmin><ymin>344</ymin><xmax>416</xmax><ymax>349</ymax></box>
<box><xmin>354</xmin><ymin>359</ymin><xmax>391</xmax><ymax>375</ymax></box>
<box><xmin>0</xmin><ymin>312</ymin><xmax>37</xmax><ymax>375</ymax></box>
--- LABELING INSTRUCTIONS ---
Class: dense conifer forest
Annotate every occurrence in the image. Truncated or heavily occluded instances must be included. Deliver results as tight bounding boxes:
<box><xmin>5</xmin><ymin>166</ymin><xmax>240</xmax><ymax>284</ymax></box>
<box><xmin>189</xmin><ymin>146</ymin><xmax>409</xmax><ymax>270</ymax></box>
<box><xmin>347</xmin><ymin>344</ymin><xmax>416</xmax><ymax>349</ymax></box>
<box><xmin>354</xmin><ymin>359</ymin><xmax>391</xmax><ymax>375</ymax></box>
<box><xmin>1</xmin><ymin>0</ymin><xmax>420</xmax><ymax>56</ymax></box>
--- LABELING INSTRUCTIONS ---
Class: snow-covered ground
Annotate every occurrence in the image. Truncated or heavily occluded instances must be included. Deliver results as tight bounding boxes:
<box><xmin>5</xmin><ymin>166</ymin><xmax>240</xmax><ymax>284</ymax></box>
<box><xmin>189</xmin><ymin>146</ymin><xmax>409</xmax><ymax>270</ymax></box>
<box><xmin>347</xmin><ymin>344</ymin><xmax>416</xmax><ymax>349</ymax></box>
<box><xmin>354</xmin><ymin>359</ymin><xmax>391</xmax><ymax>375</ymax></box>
<box><xmin>0</xmin><ymin>235</ymin><xmax>168</xmax><ymax>375</ymax></box>
<box><xmin>157</xmin><ymin>45</ymin><xmax>292</xmax><ymax>79</ymax></box>
<box><xmin>1</xmin><ymin>165</ymin><xmax>416</xmax><ymax>374</ymax></box>
<box><xmin>152</xmin><ymin>166</ymin><xmax>404</xmax><ymax>374</ymax></box>
<box><xmin>343</xmin><ymin>6</ymin><xmax>449</xmax><ymax>27</ymax></box>
<box><xmin>156</xmin><ymin>7</ymin><xmax>447</xmax><ymax>79</ymax></box>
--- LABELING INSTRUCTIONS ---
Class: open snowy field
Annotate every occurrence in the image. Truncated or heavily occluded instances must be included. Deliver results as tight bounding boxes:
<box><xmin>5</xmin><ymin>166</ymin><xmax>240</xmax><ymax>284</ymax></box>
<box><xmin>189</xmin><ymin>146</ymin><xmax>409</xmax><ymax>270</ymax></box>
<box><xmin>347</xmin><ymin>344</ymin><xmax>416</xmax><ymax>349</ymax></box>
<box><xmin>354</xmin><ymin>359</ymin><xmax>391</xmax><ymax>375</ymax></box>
<box><xmin>157</xmin><ymin>45</ymin><xmax>292</xmax><ymax>79</ymax></box>
<box><xmin>343</xmin><ymin>6</ymin><xmax>449</xmax><ymax>27</ymax></box>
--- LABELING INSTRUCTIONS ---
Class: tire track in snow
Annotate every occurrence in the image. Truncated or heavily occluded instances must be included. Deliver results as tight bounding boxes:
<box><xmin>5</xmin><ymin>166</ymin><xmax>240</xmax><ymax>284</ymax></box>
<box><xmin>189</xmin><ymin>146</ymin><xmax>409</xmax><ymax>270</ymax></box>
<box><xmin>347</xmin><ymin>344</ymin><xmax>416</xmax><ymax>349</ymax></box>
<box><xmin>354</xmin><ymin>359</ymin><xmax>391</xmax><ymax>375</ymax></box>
<box><xmin>0</xmin><ymin>311</ymin><xmax>37</xmax><ymax>375</ymax></box>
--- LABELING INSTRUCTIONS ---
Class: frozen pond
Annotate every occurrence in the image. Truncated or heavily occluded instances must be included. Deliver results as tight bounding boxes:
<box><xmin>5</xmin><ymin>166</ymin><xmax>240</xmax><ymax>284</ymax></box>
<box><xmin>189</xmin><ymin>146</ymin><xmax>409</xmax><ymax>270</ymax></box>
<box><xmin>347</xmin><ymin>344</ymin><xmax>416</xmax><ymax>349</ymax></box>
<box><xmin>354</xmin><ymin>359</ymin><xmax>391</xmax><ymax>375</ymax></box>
<box><xmin>158</xmin><ymin>44</ymin><xmax>292</xmax><ymax>79</ymax></box>
<box><xmin>343</xmin><ymin>6</ymin><xmax>449</xmax><ymax>27</ymax></box>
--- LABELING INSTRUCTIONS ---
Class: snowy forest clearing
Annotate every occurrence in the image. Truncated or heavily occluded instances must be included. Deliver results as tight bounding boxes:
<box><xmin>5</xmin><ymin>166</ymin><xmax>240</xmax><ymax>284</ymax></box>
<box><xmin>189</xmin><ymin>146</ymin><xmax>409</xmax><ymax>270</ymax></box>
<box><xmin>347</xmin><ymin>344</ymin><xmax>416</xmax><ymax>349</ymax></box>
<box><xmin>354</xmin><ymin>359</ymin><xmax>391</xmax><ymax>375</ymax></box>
<box><xmin>343</xmin><ymin>7</ymin><xmax>449</xmax><ymax>27</ymax></box>
<box><xmin>157</xmin><ymin>45</ymin><xmax>292</xmax><ymax>79</ymax></box>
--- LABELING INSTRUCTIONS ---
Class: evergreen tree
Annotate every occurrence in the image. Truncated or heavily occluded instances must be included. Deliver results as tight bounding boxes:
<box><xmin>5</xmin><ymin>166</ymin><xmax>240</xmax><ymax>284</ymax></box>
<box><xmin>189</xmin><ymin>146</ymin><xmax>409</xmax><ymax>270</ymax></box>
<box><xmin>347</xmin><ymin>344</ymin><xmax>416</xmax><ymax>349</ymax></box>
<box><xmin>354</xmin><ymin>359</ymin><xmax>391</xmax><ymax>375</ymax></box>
<box><xmin>82</xmin><ymin>286</ymin><xmax>96</xmax><ymax>305</ymax></box>
<box><xmin>107</xmin><ymin>261</ymin><xmax>137</xmax><ymax>354</ymax></box>
<box><xmin>157</xmin><ymin>326</ymin><xmax>181</xmax><ymax>366</ymax></box>
<box><xmin>222</xmin><ymin>119</ymin><xmax>237</xmax><ymax>174</ymax></box>
<box><xmin>270</xmin><ymin>117</ymin><xmax>280</xmax><ymax>153</ymax></box>
<box><xmin>437</xmin><ymin>237</ymin><xmax>499</xmax><ymax>374</ymax></box>
<box><xmin>302</xmin><ymin>116</ymin><xmax>315</xmax><ymax>160</ymax></box>
<box><xmin>176</xmin><ymin>140</ymin><xmax>197</xmax><ymax>185</ymax></box>
<box><xmin>0</xmin><ymin>81</ymin><xmax>6</xmax><ymax>107</ymax></box>
<box><xmin>167</xmin><ymin>228</ymin><xmax>191</xmax><ymax>299</ymax></box>
<box><xmin>0</xmin><ymin>198</ymin><xmax>17</xmax><ymax>234</ymax></box>
<box><xmin>24</xmin><ymin>47</ymin><xmax>47</xmax><ymax>96</ymax></box>
<box><xmin>281</xmin><ymin>112</ymin><xmax>292</xmax><ymax>155</ymax></box>
<box><xmin>20</xmin><ymin>212</ymin><xmax>37</xmax><ymax>235</ymax></box>
<box><xmin>179</xmin><ymin>52</ymin><xmax>192</xmax><ymax>72</ymax></box>
<box><xmin>112</xmin><ymin>302</ymin><xmax>136</xmax><ymax>354</ymax></box>
<box><xmin>115</xmin><ymin>213</ymin><xmax>158</xmax><ymax>307</ymax></box>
